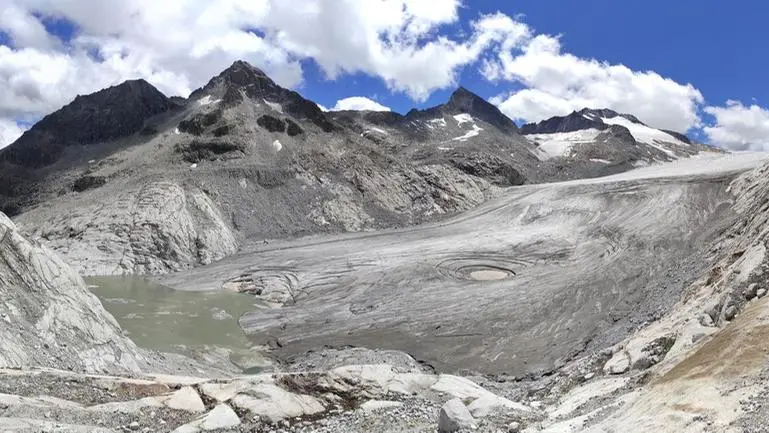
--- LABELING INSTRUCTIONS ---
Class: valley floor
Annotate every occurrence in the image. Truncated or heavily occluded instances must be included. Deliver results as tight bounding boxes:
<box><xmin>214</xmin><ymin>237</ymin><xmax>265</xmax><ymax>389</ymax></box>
<box><xmin>159</xmin><ymin>152</ymin><xmax>768</xmax><ymax>377</ymax></box>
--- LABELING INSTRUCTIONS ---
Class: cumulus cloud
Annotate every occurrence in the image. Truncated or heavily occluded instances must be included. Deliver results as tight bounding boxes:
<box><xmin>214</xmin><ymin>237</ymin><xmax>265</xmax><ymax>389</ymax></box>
<box><xmin>330</xmin><ymin>97</ymin><xmax>391</xmax><ymax>112</ymax></box>
<box><xmin>0</xmin><ymin>0</ymin><xmax>758</xmax><ymax>147</ymax></box>
<box><xmin>0</xmin><ymin>119</ymin><xmax>25</xmax><ymax>149</ymax></box>
<box><xmin>485</xmin><ymin>34</ymin><xmax>704</xmax><ymax>132</ymax></box>
<box><xmin>703</xmin><ymin>101</ymin><xmax>769</xmax><ymax>150</ymax></box>
<box><xmin>0</xmin><ymin>0</ymin><xmax>527</xmax><ymax>125</ymax></box>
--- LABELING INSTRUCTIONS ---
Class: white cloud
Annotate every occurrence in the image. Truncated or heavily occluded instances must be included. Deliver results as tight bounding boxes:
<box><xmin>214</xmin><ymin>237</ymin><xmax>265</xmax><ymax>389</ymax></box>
<box><xmin>703</xmin><ymin>100</ymin><xmax>769</xmax><ymax>150</ymax></box>
<box><xmin>0</xmin><ymin>0</ymin><xmax>532</xmax><ymax>129</ymax></box>
<box><xmin>0</xmin><ymin>3</ymin><xmax>58</xmax><ymax>49</ymax></box>
<box><xmin>0</xmin><ymin>119</ymin><xmax>25</xmax><ymax>149</ymax></box>
<box><xmin>0</xmin><ymin>0</ymin><xmax>729</xmax><ymax>146</ymax></box>
<box><xmin>330</xmin><ymin>97</ymin><xmax>391</xmax><ymax>112</ymax></box>
<box><xmin>485</xmin><ymin>34</ymin><xmax>704</xmax><ymax>132</ymax></box>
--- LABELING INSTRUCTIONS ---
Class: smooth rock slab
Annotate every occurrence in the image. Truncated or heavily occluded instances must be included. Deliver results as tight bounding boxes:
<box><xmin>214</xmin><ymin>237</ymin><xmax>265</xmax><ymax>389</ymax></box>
<box><xmin>603</xmin><ymin>351</ymin><xmax>631</xmax><ymax>375</ymax></box>
<box><xmin>438</xmin><ymin>398</ymin><xmax>476</xmax><ymax>433</ymax></box>
<box><xmin>359</xmin><ymin>400</ymin><xmax>404</xmax><ymax>413</ymax></box>
<box><xmin>172</xmin><ymin>404</ymin><xmax>241</xmax><ymax>432</ymax></box>
<box><xmin>164</xmin><ymin>386</ymin><xmax>206</xmax><ymax>413</ymax></box>
<box><xmin>88</xmin><ymin>386</ymin><xmax>205</xmax><ymax>413</ymax></box>
<box><xmin>230</xmin><ymin>384</ymin><xmax>325</xmax><ymax>422</ymax></box>
<box><xmin>431</xmin><ymin>374</ymin><xmax>530</xmax><ymax>414</ymax></box>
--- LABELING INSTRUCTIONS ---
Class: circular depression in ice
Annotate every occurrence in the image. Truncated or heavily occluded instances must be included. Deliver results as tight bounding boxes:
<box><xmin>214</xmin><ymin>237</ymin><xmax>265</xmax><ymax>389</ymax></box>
<box><xmin>436</xmin><ymin>256</ymin><xmax>519</xmax><ymax>281</ymax></box>
<box><xmin>468</xmin><ymin>268</ymin><xmax>513</xmax><ymax>281</ymax></box>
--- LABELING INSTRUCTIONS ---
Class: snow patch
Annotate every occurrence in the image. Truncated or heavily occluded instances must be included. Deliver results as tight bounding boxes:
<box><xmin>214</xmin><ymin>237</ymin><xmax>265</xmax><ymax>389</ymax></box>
<box><xmin>361</xmin><ymin>128</ymin><xmax>388</xmax><ymax>137</ymax></box>
<box><xmin>590</xmin><ymin>158</ymin><xmax>612</xmax><ymax>164</ymax></box>
<box><xmin>190</xmin><ymin>163</ymin><xmax>198</xmax><ymax>169</ymax></box>
<box><xmin>452</xmin><ymin>124</ymin><xmax>483</xmax><ymax>142</ymax></box>
<box><xmin>272</xmin><ymin>140</ymin><xmax>283</xmax><ymax>152</ymax></box>
<box><xmin>601</xmin><ymin>116</ymin><xmax>687</xmax><ymax>158</ymax></box>
<box><xmin>453</xmin><ymin>113</ymin><xmax>473</xmax><ymax>126</ymax></box>
<box><xmin>198</xmin><ymin>95</ymin><xmax>221</xmax><ymax>106</ymax></box>
<box><xmin>437</xmin><ymin>146</ymin><xmax>453</xmax><ymax>151</ymax></box>
<box><xmin>174</xmin><ymin>127</ymin><xmax>180</xmax><ymax>135</ymax></box>
<box><xmin>264</xmin><ymin>100</ymin><xmax>283</xmax><ymax>113</ymax></box>
<box><xmin>429</xmin><ymin>118</ymin><xmax>448</xmax><ymax>128</ymax></box>
<box><xmin>527</xmin><ymin>129</ymin><xmax>602</xmax><ymax>159</ymax></box>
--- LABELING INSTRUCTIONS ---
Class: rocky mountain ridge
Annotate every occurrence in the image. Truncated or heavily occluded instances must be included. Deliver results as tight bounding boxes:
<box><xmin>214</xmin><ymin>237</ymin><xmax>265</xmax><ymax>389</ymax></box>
<box><xmin>521</xmin><ymin>108</ymin><xmax>715</xmax><ymax>163</ymax></box>
<box><xmin>0</xmin><ymin>61</ymin><xmax>719</xmax><ymax>275</ymax></box>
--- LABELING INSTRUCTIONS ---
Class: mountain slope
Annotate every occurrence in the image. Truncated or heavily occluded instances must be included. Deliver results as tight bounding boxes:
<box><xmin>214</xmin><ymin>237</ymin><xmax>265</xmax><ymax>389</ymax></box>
<box><xmin>6</xmin><ymin>62</ymin><xmax>522</xmax><ymax>275</ymax></box>
<box><xmin>3</xmin><ymin>79</ymin><xmax>177</xmax><ymax>169</ymax></box>
<box><xmin>329</xmin><ymin>87</ymin><xmax>543</xmax><ymax>186</ymax></box>
<box><xmin>522</xmin><ymin>108</ymin><xmax>718</xmax><ymax>163</ymax></box>
<box><xmin>2</xmin><ymin>62</ymin><xmax>722</xmax><ymax>276</ymax></box>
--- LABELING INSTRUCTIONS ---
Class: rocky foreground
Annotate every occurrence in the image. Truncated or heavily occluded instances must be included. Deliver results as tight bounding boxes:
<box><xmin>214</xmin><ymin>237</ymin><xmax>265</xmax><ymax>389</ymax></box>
<box><xmin>3</xmin><ymin>153</ymin><xmax>769</xmax><ymax>432</ymax></box>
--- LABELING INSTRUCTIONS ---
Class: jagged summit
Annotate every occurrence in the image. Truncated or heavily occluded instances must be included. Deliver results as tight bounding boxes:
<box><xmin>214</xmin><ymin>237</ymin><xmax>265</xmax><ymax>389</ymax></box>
<box><xmin>404</xmin><ymin>87</ymin><xmax>519</xmax><ymax>134</ymax></box>
<box><xmin>521</xmin><ymin>107</ymin><xmax>685</xmax><ymax>138</ymax></box>
<box><xmin>189</xmin><ymin>60</ymin><xmax>276</xmax><ymax>102</ymax></box>
<box><xmin>521</xmin><ymin>106</ymin><xmax>711</xmax><ymax>163</ymax></box>
<box><xmin>184</xmin><ymin>60</ymin><xmax>338</xmax><ymax>133</ymax></box>
<box><xmin>1</xmin><ymin>78</ymin><xmax>175</xmax><ymax>168</ymax></box>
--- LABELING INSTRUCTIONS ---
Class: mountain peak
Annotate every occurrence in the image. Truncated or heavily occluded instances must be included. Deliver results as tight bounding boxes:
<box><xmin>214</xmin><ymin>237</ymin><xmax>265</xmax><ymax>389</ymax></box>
<box><xmin>221</xmin><ymin>60</ymin><xmax>270</xmax><ymax>83</ymax></box>
<box><xmin>578</xmin><ymin>108</ymin><xmax>643</xmax><ymax>125</ymax></box>
<box><xmin>189</xmin><ymin>60</ymin><xmax>282</xmax><ymax>105</ymax></box>
<box><xmin>1</xmin><ymin>79</ymin><xmax>173</xmax><ymax>168</ymax></box>
<box><xmin>442</xmin><ymin>86</ymin><xmax>518</xmax><ymax>133</ymax></box>
<box><xmin>522</xmin><ymin>107</ymin><xmax>652</xmax><ymax>135</ymax></box>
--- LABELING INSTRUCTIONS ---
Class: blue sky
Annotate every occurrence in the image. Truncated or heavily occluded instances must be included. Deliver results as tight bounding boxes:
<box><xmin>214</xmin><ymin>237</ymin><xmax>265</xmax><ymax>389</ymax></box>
<box><xmin>1</xmin><ymin>0</ymin><xmax>769</xmax><ymax>149</ymax></box>
<box><xmin>302</xmin><ymin>1</ymin><xmax>766</xmax><ymax>117</ymax></box>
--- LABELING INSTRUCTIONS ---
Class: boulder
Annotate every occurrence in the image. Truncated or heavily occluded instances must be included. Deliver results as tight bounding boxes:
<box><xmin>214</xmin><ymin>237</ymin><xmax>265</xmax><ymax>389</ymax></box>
<box><xmin>229</xmin><ymin>384</ymin><xmax>325</xmax><ymax>422</ymax></box>
<box><xmin>438</xmin><ymin>398</ymin><xmax>476</xmax><ymax>433</ymax></box>
<box><xmin>745</xmin><ymin>283</ymin><xmax>759</xmax><ymax>300</ymax></box>
<box><xmin>603</xmin><ymin>351</ymin><xmax>631</xmax><ymax>375</ymax></box>
<box><xmin>172</xmin><ymin>404</ymin><xmax>241</xmax><ymax>432</ymax></box>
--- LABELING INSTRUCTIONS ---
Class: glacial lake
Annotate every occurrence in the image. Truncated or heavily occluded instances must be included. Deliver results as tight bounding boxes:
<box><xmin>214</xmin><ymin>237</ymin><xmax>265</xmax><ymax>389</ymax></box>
<box><xmin>87</xmin><ymin>276</ymin><xmax>256</xmax><ymax>353</ymax></box>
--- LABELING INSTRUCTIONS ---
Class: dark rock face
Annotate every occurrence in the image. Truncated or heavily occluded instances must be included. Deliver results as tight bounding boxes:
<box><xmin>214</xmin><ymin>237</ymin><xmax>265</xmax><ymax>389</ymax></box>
<box><xmin>286</xmin><ymin>119</ymin><xmax>304</xmax><ymax>137</ymax></box>
<box><xmin>521</xmin><ymin>110</ymin><xmax>610</xmax><ymax>135</ymax></box>
<box><xmin>178</xmin><ymin>110</ymin><xmax>223</xmax><ymax>135</ymax></box>
<box><xmin>176</xmin><ymin>139</ymin><xmax>242</xmax><ymax>163</ymax></box>
<box><xmin>449</xmin><ymin>153</ymin><xmax>526</xmax><ymax>186</ymax></box>
<box><xmin>1</xmin><ymin>79</ymin><xmax>175</xmax><ymax>168</ymax></box>
<box><xmin>522</xmin><ymin>108</ymin><xmax>695</xmax><ymax>147</ymax></box>
<box><xmin>442</xmin><ymin>87</ymin><xmax>519</xmax><ymax>134</ymax></box>
<box><xmin>212</xmin><ymin>124</ymin><xmax>233</xmax><ymax>137</ymax></box>
<box><xmin>602</xmin><ymin>124</ymin><xmax>637</xmax><ymax>143</ymax></box>
<box><xmin>257</xmin><ymin>115</ymin><xmax>287</xmax><ymax>133</ymax></box>
<box><xmin>661</xmin><ymin>129</ymin><xmax>692</xmax><ymax>144</ymax></box>
<box><xmin>72</xmin><ymin>175</ymin><xmax>107</xmax><ymax>193</ymax></box>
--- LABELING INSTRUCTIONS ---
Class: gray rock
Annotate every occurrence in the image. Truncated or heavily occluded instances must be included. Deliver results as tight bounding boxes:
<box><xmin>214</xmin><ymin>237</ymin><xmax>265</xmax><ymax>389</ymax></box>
<box><xmin>745</xmin><ymin>283</ymin><xmax>759</xmax><ymax>300</ymax></box>
<box><xmin>603</xmin><ymin>352</ymin><xmax>631</xmax><ymax>375</ymax></box>
<box><xmin>438</xmin><ymin>398</ymin><xmax>476</xmax><ymax>433</ymax></box>
<box><xmin>699</xmin><ymin>314</ymin><xmax>715</xmax><ymax>327</ymax></box>
<box><xmin>691</xmin><ymin>333</ymin><xmax>707</xmax><ymax>344</ymax></box>
<box><xmin>508</xmin><ymin>421</ymin><xmax>522</xmax><ymax>432</ymax></box>
<box><xmin>0</xmin><ymin>212</ymin><xmax>149</xmax><ymax>373</ymax></box>
<box><xmin>758</xmin><ymin>289</ymin><xmax>767</xmax><ymax>299</ymax></box>
<box><xmin>724</xmin><ymin>305</ymin><xmax>737</xmax><ymax>321</ymax></box>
